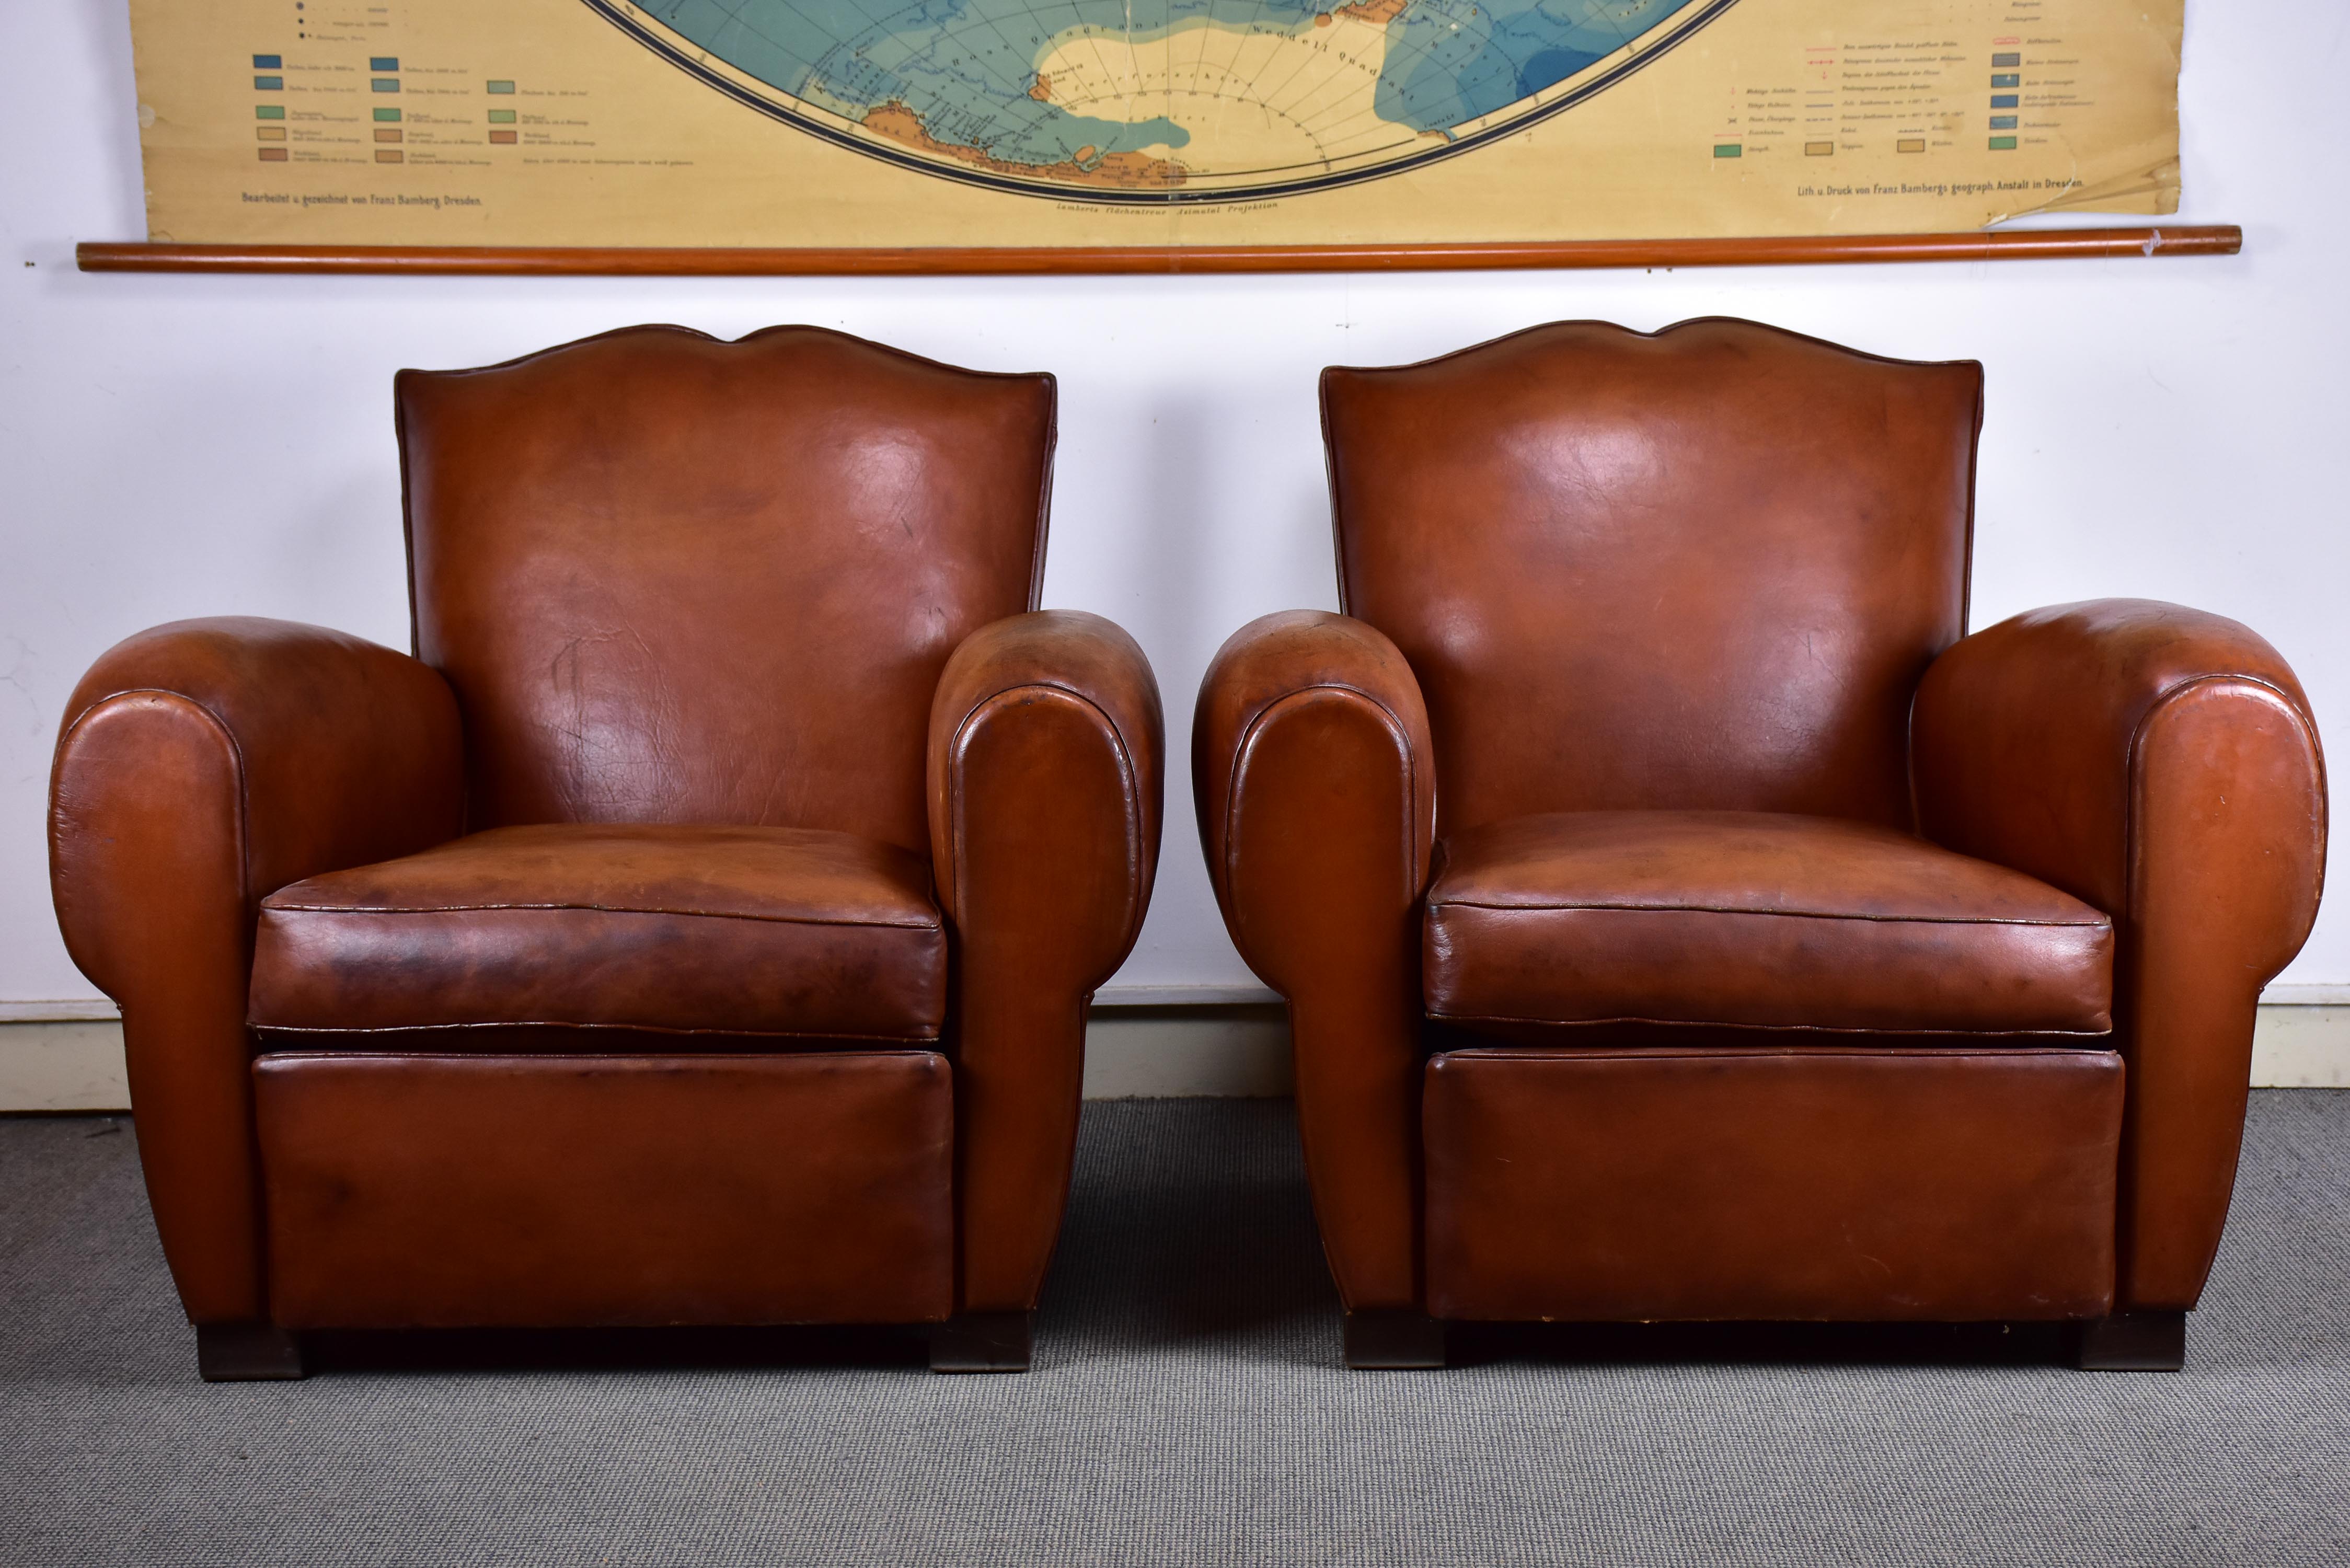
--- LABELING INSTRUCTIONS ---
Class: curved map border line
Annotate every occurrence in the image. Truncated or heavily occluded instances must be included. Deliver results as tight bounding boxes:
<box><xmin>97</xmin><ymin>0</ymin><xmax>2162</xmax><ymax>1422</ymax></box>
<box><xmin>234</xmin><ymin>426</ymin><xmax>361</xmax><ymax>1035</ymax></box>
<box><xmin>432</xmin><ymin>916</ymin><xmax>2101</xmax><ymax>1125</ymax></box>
<box><xmin>578</xmin><ymin>0</ymin><xmax>1745</xmax><ymax>206</ymax></box>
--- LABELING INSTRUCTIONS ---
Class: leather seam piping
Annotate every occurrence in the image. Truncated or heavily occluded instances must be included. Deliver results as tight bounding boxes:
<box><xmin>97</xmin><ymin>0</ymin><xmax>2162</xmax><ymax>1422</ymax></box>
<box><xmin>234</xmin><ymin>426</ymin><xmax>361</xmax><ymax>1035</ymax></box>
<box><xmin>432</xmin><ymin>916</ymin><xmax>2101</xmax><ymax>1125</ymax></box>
<box><xmin>1424</xmin><ymin>1011</ymin><xmax>2114</xmax><ymax>1036</ymax></box>
<box><xmin>1426</xmin><ymin>901</ymin><xmax>2108</xmax><ymax>927</ymax></box>
<box><xmin>254</xmin><ymin>1048</ymin><xmax>946</xmax><ymax>1065</ymax></box>
<box><xmin>251</xmin><ymin>1022</ymin><xmax>942</xmax><ymax>1042</ymax></box>
<box><xmin>946</xmin><ymin>680</ymin><xmax>1146</xmax><ymax>952</ymax></box>
<box><xmin>1435</xmin><ymin>1045</ymin><xmax>2116</xmax><ymax>1062</ymax></box>
<box><xmin>257</xmin><ymin>903</ymin><xmax>941</xmax><ymax>930</ymax></box>
<box><xmin>1225</xmin><ymin>681</ymin><xmax>1424</xmax><ymax>908</ymax></box>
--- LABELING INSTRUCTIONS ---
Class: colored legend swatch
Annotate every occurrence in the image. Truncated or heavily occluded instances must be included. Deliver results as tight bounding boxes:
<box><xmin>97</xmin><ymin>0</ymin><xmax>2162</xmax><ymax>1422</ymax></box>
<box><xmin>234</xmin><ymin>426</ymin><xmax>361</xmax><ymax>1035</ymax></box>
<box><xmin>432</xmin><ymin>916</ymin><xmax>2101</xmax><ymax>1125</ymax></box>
<box><xmin>489</xmin><ymin>129</ymin><xmax>518</xmax><ymax>144</ymax></box>
<box><xmin>487</xmin><ymin>80</ymin><xmax>516</xmax><ymax>93</ymax></box>
<box><xmin>1990</xmin><ymin>115</ymin><xmax>2017</xmax><ymax>129</ymax></box>
<box><xmin>1712</xmin><ymin>143</ymin><xmax>1741</xmax><ymax>158</ymax></box>
<box><xmin>371</xmin><ymin>57</ymin><xmax>399</xmax><ymax>71</ymax></box>
<box><xmin>255</xmin><ymin>104</ymin><xmax>284</xmax><ymax>119</ymax></box>
<box><xmin>488</xmin><ymin>108</ymin><xmax>516</xmax><ymax>123</ymax></box>
<box><xmin>251</xmin><ymin>54</ymin><xmax>281</xmax><ymax>68</ymax></box>
<box><xmin>372</xmin><ymin>78</ymin><xmax>400</xmax><ymax>93</ymax></box>
<box><xmin>375</xmin><ymin>107</ymin><xmax>401</xmax><ymax>122</ymax></box>
<box><xmin>1991</xmin><ymin>51</ymin><xmax>2021</xmax><ymax>67</ymax></box>
<box><xmin>1990</xmin><ymin>94</ymin><xmax>2018</xmax><ymax>108</ymax></box>
<box><xmin>1897</xmin><ymin>138</ymin><xmax>1926</xmax><ymax>153</ymax></box>
<box><xmin>1992</xmin><ymin>73</ymin><xmax>2019</xmax><ymax>87</ymax></box>
<box><xmin>254</xmin><ymin>75</ymin><xmax>282</xmax><ymax>90</ymax></box>
<box><xmin>258</xmin><ymin>147</ymin><xmax>287</xmax><ymax>162</ymax></box>
<box><xmin>376</xmin><ymin>148</ymin><xmax>404</xmax><ymax>163</ymax></box>
<box><xmin>1990</xmin><ymin>136</ymin><xmax>2017</xmax><ymax>149</ymax></box>
<box><xmin>375</xmin><ymin>129</ymin><xmax>402</xmax><ymax>142</ymax></box>
<box><xmin>1804</xmin><ymin>141</ymin><xmax>1832</xmax><ymax>156</ymax></box>
<box><xmin>256</xmin><ymin>125</ymin><xmax>285</xmax><ymax>140</ymax></box>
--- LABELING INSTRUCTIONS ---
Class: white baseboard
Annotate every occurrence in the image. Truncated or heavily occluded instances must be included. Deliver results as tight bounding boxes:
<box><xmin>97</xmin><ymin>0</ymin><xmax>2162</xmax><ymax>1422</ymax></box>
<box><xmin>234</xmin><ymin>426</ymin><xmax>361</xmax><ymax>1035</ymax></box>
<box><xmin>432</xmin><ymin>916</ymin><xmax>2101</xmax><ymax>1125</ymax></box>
<box><xmin>0</xmin><ymin>1021</ymin><xmax>133</xmax><ymax>1110</ymax></box>
<box><xmin>1081</xmin><ymin>1005</ymin><xmax>1291</xmax><ymax>1098</ymax></box>
<box><xmin>0</xmin><ymin>998</ymin><xmax>120</xmax><ymax>1022</ymax></box>
<box><xmin>3</xmin><ymin>998</ymin><xmax>2342</xmax><ymax>1112</ymax></box>
<box><xmin>2249</xmin><ymin>1005</ymin><xmax>2350</xmax><ymax>1088</ymax></box>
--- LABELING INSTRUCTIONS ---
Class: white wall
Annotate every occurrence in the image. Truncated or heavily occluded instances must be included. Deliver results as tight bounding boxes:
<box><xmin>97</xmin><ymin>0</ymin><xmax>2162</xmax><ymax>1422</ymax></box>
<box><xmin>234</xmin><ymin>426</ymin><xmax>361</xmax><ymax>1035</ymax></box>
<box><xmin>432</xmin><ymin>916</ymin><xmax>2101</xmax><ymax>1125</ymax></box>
<box><xmin>4</xmin><ymin>0</ymin><xmax>2346</xmax><ymax>1009</ymax></box>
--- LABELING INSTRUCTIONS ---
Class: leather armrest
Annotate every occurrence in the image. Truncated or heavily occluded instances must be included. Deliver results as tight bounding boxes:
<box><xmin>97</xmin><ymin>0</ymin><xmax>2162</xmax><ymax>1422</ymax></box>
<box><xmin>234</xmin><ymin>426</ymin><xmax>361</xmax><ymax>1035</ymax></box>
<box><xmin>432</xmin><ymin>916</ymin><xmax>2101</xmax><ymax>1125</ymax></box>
<box><xmin>926</xmin><ymin>609</ymin><xmax>1162</xmax><ymax>1312</ymax></box>
<box><xmin>1192</xmin><ymin>610</ymin><xmax>1435</xmax><ymax>1310</ymax></box>
<box><xmin>49</xmin><ymin>617</ymin><xmax>465</xmax><ymax>1323</ymax></box>
<box><xmin>1913</xmin><ymin>598</ymin><xmax>2326</xmax><ymax>1309</ymax></box>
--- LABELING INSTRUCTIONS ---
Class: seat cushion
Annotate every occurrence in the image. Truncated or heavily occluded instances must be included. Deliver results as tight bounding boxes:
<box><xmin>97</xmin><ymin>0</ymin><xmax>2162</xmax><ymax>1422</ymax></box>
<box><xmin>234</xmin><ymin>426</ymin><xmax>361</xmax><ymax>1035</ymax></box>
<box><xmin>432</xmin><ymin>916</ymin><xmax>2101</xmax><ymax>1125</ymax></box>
<box><xmin>1423</xmin><ymin>811</ymin><xmax>2114</xmax><ymax>1035</ymax></box>
<box><xmin>251</xmin><ymin>824</ymin><xmax>946</xmax><ymax>1042</ymax></box>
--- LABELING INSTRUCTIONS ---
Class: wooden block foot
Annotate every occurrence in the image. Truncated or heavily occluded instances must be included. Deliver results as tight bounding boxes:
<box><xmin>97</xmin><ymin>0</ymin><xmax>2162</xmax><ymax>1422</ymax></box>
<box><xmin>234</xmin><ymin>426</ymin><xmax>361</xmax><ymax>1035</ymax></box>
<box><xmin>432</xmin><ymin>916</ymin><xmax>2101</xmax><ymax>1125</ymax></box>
<box><xmin>930</xmin><ymin>1311</ymin><xmax>1033</xmax><ymax>1373</ymax></box>
<box><xmin>1343</xmin><ymin>1309</ymin><xmax>1446</xmax><ymax>1369</ymax></box>
<box><xmin>196</xmin><ymin>1322</ymin><xmax>306</xmax><ymax>1381</ymax></box>
<box><xmin>2070</xmin><ymin>1310</ymin><xmax>2186</xmax><ymax>1371</ymax></box>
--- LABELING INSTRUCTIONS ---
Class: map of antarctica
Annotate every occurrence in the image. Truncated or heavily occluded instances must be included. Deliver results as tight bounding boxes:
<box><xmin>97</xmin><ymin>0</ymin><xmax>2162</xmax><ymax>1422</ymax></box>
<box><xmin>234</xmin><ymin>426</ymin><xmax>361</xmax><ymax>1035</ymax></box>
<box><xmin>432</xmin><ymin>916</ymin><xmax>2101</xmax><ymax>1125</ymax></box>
<box><xmin>125</xmin><ymin>0</ymin><xmax>2185</xmax><ymax>247</ymax></box>
<box><xmin>602</xmin><ymin>0</ymin><xmax>1721</xmax><ymax>199</ymax></box>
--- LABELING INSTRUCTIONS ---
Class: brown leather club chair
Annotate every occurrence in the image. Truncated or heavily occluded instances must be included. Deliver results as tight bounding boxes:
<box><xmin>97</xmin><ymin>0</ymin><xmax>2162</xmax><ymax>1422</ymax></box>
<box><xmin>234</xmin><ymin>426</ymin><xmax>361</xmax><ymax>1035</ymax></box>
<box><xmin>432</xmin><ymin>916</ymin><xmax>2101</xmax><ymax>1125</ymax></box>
<box><xmin>49</xmin><ymin>325</ymin><xmax>1162</xmax><ymax>1380</ymax></box>
<box><xmin>1195</xmin><ymin>318</ymin><xmax>2326</xmax><ymax>1372</ymax></box>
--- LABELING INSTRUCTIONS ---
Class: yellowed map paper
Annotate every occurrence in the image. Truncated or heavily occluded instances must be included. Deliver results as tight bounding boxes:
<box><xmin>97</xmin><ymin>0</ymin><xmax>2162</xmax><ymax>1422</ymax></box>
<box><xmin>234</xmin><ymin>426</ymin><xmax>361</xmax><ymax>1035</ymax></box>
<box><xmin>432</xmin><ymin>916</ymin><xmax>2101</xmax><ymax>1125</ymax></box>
<box><xmin>130</xmin><ymin>0</ymin><xmax>2182</xmax><ymax>246</ymax></box>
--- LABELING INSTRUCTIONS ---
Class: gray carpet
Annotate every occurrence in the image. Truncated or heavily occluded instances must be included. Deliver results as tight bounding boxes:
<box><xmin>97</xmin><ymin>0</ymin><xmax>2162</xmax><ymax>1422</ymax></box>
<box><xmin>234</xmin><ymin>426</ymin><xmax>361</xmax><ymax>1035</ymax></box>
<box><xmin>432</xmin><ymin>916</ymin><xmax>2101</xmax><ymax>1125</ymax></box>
<box><xmin>3</xmin><ymin>1094</ymin><xmax>2346</xmax><ymax>1567</ymax></box>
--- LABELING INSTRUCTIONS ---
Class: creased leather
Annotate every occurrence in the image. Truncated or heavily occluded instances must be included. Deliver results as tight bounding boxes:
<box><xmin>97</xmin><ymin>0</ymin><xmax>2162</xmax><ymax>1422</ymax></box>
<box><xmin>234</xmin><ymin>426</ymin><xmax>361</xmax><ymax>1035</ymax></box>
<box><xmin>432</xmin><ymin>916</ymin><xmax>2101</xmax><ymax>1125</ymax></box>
<box><xmin>1425</xmin><ymin>1045</ymin><xmax>2122</xmax><ymax>1322</ymax></box>
<box><xmin>1425</xmin><ymin>810</ymin><xmax>2114</xmax><ymax>1034</ymax></box>
<box><xmin>1193</xmin><ymin>609</ymin><xmax>1434</xmax><ymax>1310</ymax></box>
<box><xmin>399</xmin><ymin>324</ymin><xmax>1055</xmax><ymax>851</ymax></box>
<box><xmin>1323</xmin><ymin>318</ymin><xmax>1981</xmax><ymax>839</ymax></box>
<box><xmin>256</xmin><ymin>1051</ymin><xmax>953</xmax><ymax>1327</ymax></box>
<box><xmin>927</xmin><ymin>610</ymin><xmax>1163</xmax><ymax>1312</ymax></box>
<box><xmin>1914</xmin><ymin>598</ymin><xmax>2327</xmax><ymax>1309</ymax></box>
<box><xmin>252</xmin><ymin>823</ymin><xmax>945</xmax><ymax>1040</ymax></box>
<box><xmin>1199</xmin><ymin>321</ymin><xmax>2325</xmax><ymax>1332</ymax></box>
<box><xmin>51</xmin><ymin>326</ymin><xmax>1155</xmax><ymax>1344</ymax></box>
<box><xmin>48</xmin><ymin>617</ymin><xmax>464</xmax><ymax>1323</ymax></box>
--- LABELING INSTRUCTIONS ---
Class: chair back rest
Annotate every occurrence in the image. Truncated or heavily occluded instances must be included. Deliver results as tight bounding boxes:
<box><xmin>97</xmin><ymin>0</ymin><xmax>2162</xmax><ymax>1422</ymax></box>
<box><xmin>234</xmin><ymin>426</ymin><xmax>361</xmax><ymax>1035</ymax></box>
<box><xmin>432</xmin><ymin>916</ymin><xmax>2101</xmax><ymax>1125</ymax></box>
<box><xmin>398</xmin><ymin>325</ymin><xmax>1054</xmax><ymax>851</ymax></box>
<box><xmin>1321</xmin><ymin>318</ymin><xmax>1980</xmax><ymax>837</ymax></box>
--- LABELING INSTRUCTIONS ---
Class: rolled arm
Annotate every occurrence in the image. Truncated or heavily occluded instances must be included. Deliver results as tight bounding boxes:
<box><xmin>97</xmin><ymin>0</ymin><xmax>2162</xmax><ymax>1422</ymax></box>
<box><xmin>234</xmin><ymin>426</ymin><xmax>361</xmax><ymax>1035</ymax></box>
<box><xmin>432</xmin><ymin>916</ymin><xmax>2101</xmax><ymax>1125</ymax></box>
<box><xmin>1913</xmin><ymin>598</ymin><xmax>2326</xmax><ymax>1310</ymax></box>
<box><xmin>49</xmin><ymin>617</ymin><xmax>465</xmax><ymax>1324</ymax></box>
<box><xmin>1193</xmin><ymin>610</ymin><xmax>1435</xmax><ymax>1311</ymax></box>
<box><xmin>926</xmin><ymin>609</ymin><xmax>1163</xmax><ymax>1313</ymax></box>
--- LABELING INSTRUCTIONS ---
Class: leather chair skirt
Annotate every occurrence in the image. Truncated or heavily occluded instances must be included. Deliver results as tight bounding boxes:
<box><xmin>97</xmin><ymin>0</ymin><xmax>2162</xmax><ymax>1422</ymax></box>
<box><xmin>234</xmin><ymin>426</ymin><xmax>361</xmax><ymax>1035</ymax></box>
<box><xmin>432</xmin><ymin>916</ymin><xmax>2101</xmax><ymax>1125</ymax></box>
<box><xmin>253</xmin><ymin>1050</ymin><xmax>954</xmax><ymax>1329</ymax></box>
<box><xmin>1423</xmin><ymin>1044</ymin><xmax>2123</xmax><ymax>1323</ymax></box>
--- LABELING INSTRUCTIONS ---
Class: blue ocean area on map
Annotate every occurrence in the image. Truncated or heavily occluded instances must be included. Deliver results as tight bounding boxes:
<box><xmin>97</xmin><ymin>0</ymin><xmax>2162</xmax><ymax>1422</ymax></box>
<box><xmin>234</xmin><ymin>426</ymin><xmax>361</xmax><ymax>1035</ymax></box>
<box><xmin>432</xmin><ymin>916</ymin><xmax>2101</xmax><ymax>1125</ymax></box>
<box><xmin>639</xmin><ymin>0</ymin><xmax>1701</xmax><ymax>171</ymax></box>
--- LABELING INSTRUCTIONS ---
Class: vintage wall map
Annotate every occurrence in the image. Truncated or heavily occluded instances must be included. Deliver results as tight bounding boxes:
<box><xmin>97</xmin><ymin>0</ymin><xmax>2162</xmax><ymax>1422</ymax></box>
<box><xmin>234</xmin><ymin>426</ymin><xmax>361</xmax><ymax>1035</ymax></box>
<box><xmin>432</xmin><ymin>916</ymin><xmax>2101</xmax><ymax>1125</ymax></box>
<box><xmin>128</xmin><ymin>0</ymin><xmax>2182</xmax><ymax>246</ymax></box>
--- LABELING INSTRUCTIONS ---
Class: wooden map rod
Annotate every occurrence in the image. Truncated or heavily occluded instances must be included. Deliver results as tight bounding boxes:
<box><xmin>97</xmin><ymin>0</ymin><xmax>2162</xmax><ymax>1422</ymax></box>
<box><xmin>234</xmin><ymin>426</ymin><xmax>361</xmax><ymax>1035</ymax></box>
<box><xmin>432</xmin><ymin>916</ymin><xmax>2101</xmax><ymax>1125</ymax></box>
<box><xmin>76</xmin><ymin>226</ymin><xmax>2238</xmax><ymax>276</ymax></box>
